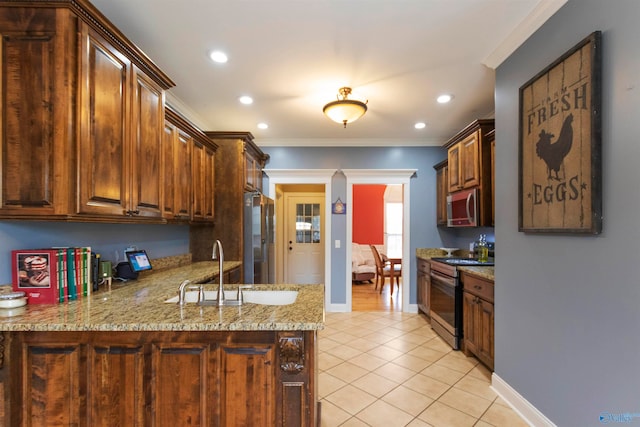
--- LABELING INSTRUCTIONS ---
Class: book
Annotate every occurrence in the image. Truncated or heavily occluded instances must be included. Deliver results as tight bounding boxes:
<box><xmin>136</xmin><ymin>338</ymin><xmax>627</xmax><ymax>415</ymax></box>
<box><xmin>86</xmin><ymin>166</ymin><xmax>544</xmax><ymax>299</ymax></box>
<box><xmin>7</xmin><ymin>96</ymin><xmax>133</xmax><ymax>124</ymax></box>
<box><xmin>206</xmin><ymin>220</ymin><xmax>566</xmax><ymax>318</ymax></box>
<box><xmin>12</xmin><ymin>249</ymin><xmax>61</xmax><ymax>304</ymax></box>
<box><xmin>82</xmin><ymin>247</ymin><xmax>91</xmax><ymax>296</ymax></box>
<box><xmin>66</xmin><ymin>248</ymin><xmax>78</xmax><ymax>300</ymax></box>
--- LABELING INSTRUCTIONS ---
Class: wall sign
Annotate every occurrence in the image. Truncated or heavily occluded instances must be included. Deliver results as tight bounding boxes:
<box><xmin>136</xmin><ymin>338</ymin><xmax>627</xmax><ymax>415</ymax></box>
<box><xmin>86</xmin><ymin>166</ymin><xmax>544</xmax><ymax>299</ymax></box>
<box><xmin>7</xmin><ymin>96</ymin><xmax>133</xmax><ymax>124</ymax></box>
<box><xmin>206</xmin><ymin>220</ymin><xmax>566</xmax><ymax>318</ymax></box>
<box><xmin>332</xmin><ymin>198</ymin><xmax>346</xmax><ymax>215</ymax></box>
<box><xmin>519</xmin><ymin>31</ymin><xmax>602</xmax><ymax>234</ymax></box>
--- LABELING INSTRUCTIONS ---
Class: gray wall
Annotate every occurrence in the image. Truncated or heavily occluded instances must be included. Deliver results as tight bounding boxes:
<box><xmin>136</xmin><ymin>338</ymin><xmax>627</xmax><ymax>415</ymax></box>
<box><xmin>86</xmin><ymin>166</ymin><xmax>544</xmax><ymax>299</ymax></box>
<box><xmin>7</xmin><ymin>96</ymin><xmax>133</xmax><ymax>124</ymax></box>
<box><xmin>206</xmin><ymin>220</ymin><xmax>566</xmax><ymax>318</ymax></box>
<box><xmin>262</xmin><ymin>146</ymin><xmax>480</xmax><ymax>305</ymax></box>
<box><xmin>0</xmin><ymin>222</ymin><xmax>189</xmax><ymax>284</ymax></box>
<box><xmin>495</xmin><ymin>1</ymin><xmax>640</xmax><ymax>425</ymax></box>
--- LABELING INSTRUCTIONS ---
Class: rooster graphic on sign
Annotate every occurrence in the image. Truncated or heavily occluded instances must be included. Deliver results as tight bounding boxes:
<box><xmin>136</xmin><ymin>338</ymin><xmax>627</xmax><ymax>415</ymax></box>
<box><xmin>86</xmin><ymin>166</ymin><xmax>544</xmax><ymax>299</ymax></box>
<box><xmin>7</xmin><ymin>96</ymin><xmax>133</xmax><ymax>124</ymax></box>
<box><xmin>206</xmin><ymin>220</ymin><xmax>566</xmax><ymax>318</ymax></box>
<box><xmin>535</xmin><ymin>114</ymin><xmax>574</xmax><ymax>181</ymax></box>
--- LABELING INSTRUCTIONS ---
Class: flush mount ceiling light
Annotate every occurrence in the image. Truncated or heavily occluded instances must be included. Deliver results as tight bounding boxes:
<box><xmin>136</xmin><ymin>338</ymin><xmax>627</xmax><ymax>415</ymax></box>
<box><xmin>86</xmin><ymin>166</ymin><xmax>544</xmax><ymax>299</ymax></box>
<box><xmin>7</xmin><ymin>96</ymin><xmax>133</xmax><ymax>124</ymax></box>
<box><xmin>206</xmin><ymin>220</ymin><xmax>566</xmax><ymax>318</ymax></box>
<box><xmin>437</xmin><ymin>94</ymin><xmax>453</xmax><ymax>104</ymax></box>
<box><xmin>322</xmin><ymin>87</ymin><xmax>368</xmax><ymax>128</ymax></box>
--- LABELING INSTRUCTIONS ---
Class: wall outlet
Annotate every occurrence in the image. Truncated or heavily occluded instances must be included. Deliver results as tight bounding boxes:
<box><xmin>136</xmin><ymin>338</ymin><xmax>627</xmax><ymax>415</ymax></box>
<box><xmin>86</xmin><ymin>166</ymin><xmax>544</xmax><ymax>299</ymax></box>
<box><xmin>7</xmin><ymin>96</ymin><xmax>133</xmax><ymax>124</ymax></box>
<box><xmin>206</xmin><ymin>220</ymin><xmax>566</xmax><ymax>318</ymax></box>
<box><xmin>335</xmin><ymin>240</ymin><xmax>341</xmax><ymax>249</ymax></box>
<box><xmin>124</xmin><ymin>246</ymin><xmax>136</xmax><ymax>257</ymax></box>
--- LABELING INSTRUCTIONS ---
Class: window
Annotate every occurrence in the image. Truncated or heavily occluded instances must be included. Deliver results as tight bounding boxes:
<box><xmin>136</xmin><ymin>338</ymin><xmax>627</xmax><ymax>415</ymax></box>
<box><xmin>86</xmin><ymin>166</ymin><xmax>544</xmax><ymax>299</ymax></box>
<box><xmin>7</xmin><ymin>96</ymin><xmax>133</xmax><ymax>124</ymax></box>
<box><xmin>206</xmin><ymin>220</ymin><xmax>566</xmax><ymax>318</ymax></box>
<box><xmin>385</xmin><ymin>202</ymin><xmax>403</xmax><ymax>258</ymax></box>
<box><xmin>296</xmin><ymin>203</ymin><xmax>320</xmax><ymax>243</ymax></box>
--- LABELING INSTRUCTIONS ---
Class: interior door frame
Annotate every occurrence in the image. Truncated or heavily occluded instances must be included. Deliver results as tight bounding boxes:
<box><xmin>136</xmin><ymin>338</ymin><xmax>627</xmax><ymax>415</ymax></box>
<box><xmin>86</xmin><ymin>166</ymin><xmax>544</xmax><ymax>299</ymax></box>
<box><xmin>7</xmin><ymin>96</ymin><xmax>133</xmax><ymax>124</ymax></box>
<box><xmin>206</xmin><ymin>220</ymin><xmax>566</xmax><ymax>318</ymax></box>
<box><xmin>266</xmin><ymin>169</ymin><xmax>335</xmax><ymax>310</ymax></box>
<box><xmin>343</xmin><ymin>169</ymin><xmax>416</xmax><ymax>313</ymax></box>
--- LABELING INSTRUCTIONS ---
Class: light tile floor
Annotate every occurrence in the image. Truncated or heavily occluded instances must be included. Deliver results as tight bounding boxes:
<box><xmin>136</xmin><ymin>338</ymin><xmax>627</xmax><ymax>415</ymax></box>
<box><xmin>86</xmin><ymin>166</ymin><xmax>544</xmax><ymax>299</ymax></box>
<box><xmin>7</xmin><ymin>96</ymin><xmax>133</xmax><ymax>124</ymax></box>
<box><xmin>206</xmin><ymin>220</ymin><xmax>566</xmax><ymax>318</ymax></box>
<box><xmin>318</xmin><ymin>312</ymin><xmax>529</xmax><ymax>427</ymax></box>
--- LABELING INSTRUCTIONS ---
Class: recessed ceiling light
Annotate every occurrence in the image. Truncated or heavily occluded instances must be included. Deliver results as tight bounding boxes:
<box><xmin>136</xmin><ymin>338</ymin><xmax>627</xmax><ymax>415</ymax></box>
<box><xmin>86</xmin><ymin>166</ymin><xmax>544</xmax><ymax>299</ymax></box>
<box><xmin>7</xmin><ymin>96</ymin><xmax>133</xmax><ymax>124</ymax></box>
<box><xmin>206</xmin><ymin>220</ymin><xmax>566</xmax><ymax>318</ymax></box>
<box><xmin>257</xmin><ymin>123</ymin><xmax>268</xmax><ymax>129</ymax></box>
<box><xmin>209</xmin><ymin>50</ymin><xmax>228</xmax><ymax>63</ymax></box>
<box><xmin>414</xmin><ymin>122</ymin><xmax>426</xmax><ymax>129</ymax></box>
<box><xmin>437</xmin><ymin>94</ymin><xmax>453</xmax><ymax>104</ymax></box>
<box><xmin>239</xmin><ymin>96</ymin><xmax>253</xmax><ymax>105</ymax></box>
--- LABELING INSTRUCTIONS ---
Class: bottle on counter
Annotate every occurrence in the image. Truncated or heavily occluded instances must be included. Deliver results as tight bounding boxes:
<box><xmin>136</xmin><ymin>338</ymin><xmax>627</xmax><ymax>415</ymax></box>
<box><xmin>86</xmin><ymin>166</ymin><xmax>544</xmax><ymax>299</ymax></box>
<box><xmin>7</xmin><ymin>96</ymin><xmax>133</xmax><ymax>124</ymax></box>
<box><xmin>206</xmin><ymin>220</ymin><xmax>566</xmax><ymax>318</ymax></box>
<box><xmin>477</xmin><ymin>234</ymin><xmax>489</xmax><ymax>263</ymax></box>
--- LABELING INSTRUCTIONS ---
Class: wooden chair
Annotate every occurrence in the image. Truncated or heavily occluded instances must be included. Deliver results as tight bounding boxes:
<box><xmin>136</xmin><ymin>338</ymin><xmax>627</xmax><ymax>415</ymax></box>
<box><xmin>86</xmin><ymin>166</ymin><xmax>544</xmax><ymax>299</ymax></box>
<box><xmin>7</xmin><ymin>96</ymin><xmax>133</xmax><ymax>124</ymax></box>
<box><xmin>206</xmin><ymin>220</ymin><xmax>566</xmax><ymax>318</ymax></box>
<box><xmin>369</xmin><ymin>245</ymin><xmax>401</xmax><ymax>295</ymax></box>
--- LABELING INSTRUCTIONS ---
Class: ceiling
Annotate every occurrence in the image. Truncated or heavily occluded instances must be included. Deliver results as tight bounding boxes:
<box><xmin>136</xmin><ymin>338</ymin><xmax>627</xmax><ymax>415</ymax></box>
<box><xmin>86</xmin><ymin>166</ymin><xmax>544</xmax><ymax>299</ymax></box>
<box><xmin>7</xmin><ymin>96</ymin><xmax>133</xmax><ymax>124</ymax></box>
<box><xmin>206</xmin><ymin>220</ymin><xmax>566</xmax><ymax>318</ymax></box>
<box><xmin>90</xmin><ymin>0</ymin><xmax>566</xmax><ymax>147</ymax></box>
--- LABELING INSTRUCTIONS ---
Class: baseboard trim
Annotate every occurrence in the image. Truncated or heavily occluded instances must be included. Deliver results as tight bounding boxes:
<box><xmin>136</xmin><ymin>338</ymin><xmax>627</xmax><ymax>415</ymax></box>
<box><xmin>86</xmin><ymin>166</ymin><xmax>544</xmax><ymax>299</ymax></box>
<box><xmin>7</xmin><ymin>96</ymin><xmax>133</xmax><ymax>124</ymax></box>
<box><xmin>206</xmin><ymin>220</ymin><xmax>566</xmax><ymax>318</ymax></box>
<box><xmin>491</xmin><ymin>373</ymin><xmax>557</xmax><ymax>427</ymax></box>
<box><xmin>326</xmin><ymin>303</ymin><xmax>349</xmax><ymax>312</ymax></box>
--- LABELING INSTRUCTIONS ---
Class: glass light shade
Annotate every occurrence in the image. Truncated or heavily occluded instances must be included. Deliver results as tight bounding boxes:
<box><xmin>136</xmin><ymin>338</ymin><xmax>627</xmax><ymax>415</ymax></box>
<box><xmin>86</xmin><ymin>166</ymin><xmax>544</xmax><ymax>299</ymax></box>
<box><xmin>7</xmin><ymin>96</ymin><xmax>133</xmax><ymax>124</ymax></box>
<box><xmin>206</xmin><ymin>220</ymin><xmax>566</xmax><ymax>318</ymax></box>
<box><xmin>323</xmin><ymin>101</ymin><xmax>367</xmax><ymax>126</ymax></box>
<box><xmin>323</xmin><ymin>87</ymin><xmax>368</xmax><ymax>128</ymax></box>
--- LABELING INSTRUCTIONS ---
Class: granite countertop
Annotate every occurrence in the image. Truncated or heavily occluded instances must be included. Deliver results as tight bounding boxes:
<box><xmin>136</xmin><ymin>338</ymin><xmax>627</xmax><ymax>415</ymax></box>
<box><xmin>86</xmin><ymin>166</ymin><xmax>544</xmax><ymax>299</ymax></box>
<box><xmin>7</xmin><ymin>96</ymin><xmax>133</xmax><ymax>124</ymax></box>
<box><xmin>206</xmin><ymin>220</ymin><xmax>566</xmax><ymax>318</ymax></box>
<box><xmin>0</xmin><ymin>261</ymin><xmax>325</xmax><ymax>332</ymax></box>
<box><xmin>416</xmin><ymin>248</ymin><xmax>495</xmax><ymax>281</ymax></box>
<box><xmin>457</xmin><ymin>265</ymin><xmax>494</xmax><ymax>281</ymax></box>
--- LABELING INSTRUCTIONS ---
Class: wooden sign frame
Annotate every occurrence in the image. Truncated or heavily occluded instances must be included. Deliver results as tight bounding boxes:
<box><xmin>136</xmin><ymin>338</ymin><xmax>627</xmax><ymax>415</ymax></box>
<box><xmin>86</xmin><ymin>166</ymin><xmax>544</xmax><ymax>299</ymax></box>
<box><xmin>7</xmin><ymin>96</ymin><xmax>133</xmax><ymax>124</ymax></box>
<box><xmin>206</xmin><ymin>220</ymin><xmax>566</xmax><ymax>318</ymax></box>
<box><xmin>519</xmin><ymin>31</ymin><xmax>602</xmax><ymax>234</ymax></box>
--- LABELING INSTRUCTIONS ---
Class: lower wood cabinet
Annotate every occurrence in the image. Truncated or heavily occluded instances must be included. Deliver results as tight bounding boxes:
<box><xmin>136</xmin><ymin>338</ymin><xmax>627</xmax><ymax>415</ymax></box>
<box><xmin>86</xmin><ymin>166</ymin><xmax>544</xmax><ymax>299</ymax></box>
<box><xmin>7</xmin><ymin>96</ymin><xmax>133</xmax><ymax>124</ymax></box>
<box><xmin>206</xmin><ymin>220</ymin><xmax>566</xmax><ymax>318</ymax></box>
<box><xmin>1</xmin><ymin>330</ymin><xmax>317</xmax><ymax>426</ymax></box>
<box><xmin>416</xmin><ymin>257</ymin><xmax>431</xmax><ymax>317</ymax></box>
<box><xmin>461</xmin><ymin>272</ymin><xmax>494</xmax><ymax>370</ymax></box>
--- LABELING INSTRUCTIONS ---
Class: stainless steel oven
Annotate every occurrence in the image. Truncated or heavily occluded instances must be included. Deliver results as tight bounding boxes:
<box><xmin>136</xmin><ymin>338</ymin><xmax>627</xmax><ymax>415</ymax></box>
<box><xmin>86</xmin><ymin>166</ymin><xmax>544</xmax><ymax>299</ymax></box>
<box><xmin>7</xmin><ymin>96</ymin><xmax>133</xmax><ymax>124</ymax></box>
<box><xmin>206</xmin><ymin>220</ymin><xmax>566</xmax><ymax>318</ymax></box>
<box><xmin>428</xmin><ymin>257</ymin><xmax>494</xmax><ymax>350</ymax></box>
<box><xmin>429</xmin><ymin>260</ymin><xmax>462</xmax><ymax>350</ymax></box>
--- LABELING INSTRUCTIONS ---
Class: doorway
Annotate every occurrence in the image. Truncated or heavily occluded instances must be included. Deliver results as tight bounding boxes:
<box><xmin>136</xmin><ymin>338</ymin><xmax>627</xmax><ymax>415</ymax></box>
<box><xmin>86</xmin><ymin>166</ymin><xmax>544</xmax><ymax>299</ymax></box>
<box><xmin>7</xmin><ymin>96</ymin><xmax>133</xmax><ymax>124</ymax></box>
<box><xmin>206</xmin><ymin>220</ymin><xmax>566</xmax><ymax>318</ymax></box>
<box><xmin>282</xmin><ymin>190</ymin><xmax>325</xmax><ymax>284</ymax></box>
<box><xmin>351</xmin><ymin>183</ymin><xmax>404</xmax><ymax>311</ymax></box>
<box><xmin>344</xmin><ymin>169</ymin><xmax>416</xmax><ymax>313</ymax></box>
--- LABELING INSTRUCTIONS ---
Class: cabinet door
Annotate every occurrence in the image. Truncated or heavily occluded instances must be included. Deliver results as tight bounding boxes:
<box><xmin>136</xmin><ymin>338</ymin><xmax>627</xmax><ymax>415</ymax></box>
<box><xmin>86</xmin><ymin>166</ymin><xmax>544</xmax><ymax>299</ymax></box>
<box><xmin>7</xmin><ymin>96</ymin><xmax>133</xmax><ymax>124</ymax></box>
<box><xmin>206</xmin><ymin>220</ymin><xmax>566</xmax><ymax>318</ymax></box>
<box><xmin>245</xmin><ymin>152</ymin><xmax>256</xmax><ymax>190</ymax></box>
<box><xmin>174</xmin><ymin>130</ymin><xmax>193</xmax><ymax>220</ymax></box>
<box><xmin>460</xmin><ymin>131</ymin><xmax>480</xmax><ymax>189</ymax></box>
<box><xmin>162</xmin><ymin>122</ymin><xmax>177</xmax><ymax>218</ymax></box>
<box><xmin>192</xmin><ymin>141</ymin><xmax>215</xmax><ymax>222</ymax></box>
<box><xmin>416</xmin><ymin>259</ymin><xmax>430</xmax><ymax>316</ymax></box>
<box><xmin>19</xmin><ymin>343</ymin><xmax>83</xmax><ymax>426</ymax></box>
<box><xmin>88</xmin><ymin>344</ymin><xmax>146</xmax><ymax>426</ymax></box>
<box><xmin>77</xmin><ymin>27</ymin><xmax>131</xmax><ymax>216</ymax></box>
<box><xmin>435</xmin><ymin>164</ymin><xmax>448</xmax><ymax>226</ymax></box>
<box><xmin>491</xmin><ymin>138</ymin><xmax>495</xmax><ymax>226</ymax></box>
<box><xmin>462</xmin><ymin>291</ymin><xmax>479</xmax><ymax>355</ymax></box>
<box><xmin>220</xmin><ymin>344</ymin><xmax>276</xmax><ymax>426</ymax></box>
<box><xmin>151</xmin><ymin>343</ymin><xmax>216</xmax><ymax>426</ymax></box>
<box><xmin>0</xmin><ymin>32</ymin><xmax>67</xmax><ymax>216</ymax></box>
<box><xmin>447</xmin><ymin>144</ymin><xmax>461</xmax><ymax>193</ymax></box>
<box><xmin>479</xmin><ymin>299</ymin><xmax>495</xmax><ymax>370</ymax></box>
<box><xmin>130</xmin><ymin>66</ymin><xmax>163</xmax><ymax>218</ymax></box>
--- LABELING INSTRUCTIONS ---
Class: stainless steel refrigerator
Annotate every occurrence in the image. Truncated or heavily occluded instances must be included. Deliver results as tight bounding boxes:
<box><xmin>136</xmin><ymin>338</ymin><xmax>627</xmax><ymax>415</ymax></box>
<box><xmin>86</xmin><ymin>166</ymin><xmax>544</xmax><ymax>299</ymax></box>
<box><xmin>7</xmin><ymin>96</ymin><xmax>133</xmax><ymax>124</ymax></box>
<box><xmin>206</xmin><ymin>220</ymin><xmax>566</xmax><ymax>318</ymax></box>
<box><xmin>243</xmin><ymin>192</ymin><xmax>275</xmax><ymax>284</ymax></box>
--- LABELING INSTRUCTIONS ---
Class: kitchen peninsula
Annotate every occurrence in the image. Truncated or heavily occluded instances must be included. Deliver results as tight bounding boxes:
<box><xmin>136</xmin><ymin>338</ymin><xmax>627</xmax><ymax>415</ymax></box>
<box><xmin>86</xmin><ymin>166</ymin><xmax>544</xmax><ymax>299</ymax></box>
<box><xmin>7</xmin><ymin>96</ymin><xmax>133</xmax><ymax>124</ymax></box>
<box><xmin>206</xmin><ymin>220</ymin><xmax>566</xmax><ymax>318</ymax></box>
<box><xmin>0</xmin><ymin>261</ymin><xmax>324</xmax><ymax>426</ymax></box>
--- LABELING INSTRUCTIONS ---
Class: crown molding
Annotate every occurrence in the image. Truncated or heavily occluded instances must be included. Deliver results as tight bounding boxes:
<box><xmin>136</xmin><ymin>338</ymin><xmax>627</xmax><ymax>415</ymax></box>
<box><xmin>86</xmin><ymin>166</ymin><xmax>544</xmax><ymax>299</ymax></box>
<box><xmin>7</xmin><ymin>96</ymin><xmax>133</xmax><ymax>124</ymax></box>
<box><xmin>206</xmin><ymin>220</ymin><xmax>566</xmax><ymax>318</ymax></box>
<box><xmin>483</xmin><ymin>0</ymin><xmax>568</xmax><ymax>69</ymax></box>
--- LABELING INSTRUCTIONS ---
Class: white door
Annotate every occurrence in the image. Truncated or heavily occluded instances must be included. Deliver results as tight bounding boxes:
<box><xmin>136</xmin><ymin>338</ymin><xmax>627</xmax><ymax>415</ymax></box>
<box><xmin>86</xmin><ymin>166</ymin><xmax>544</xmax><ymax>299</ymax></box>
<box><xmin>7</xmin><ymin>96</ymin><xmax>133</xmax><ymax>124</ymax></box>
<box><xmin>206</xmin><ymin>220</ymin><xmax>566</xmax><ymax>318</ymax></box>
<box><xmin>285</xmin><ymin>193</ymin><xmax>324</xmax><ymax>284</ymax></box>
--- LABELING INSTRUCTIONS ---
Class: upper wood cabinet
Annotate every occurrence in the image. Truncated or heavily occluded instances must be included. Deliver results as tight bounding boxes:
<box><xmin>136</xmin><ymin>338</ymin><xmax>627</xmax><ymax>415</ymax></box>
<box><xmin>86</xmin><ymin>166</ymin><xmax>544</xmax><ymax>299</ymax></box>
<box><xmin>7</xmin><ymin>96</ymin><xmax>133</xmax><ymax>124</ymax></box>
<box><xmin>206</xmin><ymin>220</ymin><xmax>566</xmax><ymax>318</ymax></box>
<box><xmin>0</xmin><ymin>0</ymin><xmax>175</xmax><ymax>222</ymax></box>
<box><xmin>164</xmin><ymin>107</ymin><xmax>217</xmax><ymax>223</ymax></box>
<box><xmin>433</xmin><ymin>160</ymin><xmax>448</xmax><ymax>226</ymax></box>
<box><xmin>204</xmin><ymin>132</ymin><xmax>269</xmax><ymax>272</ymax></box>
<box><xmin>77</xmin><ymin>27</ymin><xmax>167</xmax><ymax>220</ymax></box>
<box><xmin>443</xmin><ymin>119</ymin><xmax>495</xmax><ymax>226</ymax></box>
<box><xmin>488</xmin><ymin>129</ymin><xmax>496</xmax><ymax>226</ymax></box>
<box><xmin>0</xmin><ymin>9</ymin><xmax>73</xmax><ymax>218</ymax></box>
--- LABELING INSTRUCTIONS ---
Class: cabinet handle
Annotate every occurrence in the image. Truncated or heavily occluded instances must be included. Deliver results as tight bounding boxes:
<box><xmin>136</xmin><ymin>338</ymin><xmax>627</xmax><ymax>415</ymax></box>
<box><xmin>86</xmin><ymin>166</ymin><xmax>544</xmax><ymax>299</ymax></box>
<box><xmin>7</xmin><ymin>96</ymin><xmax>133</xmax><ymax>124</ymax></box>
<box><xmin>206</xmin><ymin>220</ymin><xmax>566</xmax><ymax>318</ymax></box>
<box><xmin>474</xmin><ymin>285</ymin><xmax>482</xmax><ymax>290</ymax></box>
<box><xmin>126</xmin><ymin>210</ymin><xmax>140</xmax><ymax>216</ymax></box>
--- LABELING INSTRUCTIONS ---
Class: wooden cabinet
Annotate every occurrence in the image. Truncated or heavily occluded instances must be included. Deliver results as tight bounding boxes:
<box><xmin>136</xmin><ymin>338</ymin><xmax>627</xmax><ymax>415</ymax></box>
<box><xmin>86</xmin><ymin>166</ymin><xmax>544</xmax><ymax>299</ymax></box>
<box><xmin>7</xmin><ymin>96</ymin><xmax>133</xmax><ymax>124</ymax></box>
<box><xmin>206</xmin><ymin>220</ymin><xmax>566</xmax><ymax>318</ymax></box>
<box><xmin>461</xmin><ymin>271</ymin><xmax>494</xmax><ymax>370</ymax></box>
<box><xmin>0</xmin><ymin>8</ymin><xmax>73</xmax><ymax>218</ymax></box>
<box><xmin>488</xmin><ymin>129</ymin><xmax>496</xmax><ymax>226</ymax></box>
<box><xmin>3</xmin><ymin>330</ymin><xmax>317</xmax><ymax>426</ymax></box>
<box><xmin>443</xmin><ymin>119</ymin><xmax>495</xmax><ymax>226</ymax></box>
<box><xmin>245</xmin><ymin>150</ymin><xmax>264</xmax><ymax>193</ymax></box>
<box><xmin>0</xmin><ymin>1</ymin><xmax>175</xmax><ymax>222</ymax></box>
<box><xmin>164</xmin><ymin>107</ymin><xmax>217</xmax><ymax>223</ymax></box>
<box><xmin>204</xmin><ymin>132</ymin><xmax>269</xmax><ymax>270</ymax></box>
<box><xmin>77</xmin><ymin>26</ymin><xmax>166</xmax><ymax>220</ymax></box>
<box><xmin>192</xmin><ymin>139</ymin><xmax>216</xmax><ymax>222</ymax></box>
<box><xmin>416</xmin><ymin>257</ymin><xmax>431</xmax><ymax>316</ymax></box>
<box><xmin>434</xmin><ymin>160</ymin><xmax>448</xmax><ymax>226</ymax></box>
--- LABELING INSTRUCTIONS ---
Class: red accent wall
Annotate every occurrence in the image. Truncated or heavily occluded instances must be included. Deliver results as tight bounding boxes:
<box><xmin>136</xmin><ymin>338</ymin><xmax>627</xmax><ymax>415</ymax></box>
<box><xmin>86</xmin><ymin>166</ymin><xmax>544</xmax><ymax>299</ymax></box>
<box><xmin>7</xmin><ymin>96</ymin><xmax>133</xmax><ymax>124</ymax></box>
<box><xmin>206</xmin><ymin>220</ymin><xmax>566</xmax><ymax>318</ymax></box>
<box><xmin>352</xmin><ymin>185</ymin><xmax>385</xmax><ymax>244</ymax></box>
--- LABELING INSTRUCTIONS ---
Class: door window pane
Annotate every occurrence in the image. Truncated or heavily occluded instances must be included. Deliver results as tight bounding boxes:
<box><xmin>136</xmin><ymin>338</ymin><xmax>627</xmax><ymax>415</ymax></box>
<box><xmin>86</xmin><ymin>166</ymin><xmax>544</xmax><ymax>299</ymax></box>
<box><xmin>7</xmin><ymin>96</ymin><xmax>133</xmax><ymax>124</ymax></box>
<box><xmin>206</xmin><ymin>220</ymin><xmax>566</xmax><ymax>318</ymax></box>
<box><xmin>296</xmin><ymin>203</ymin><xmax>320</xmax><ymax>243</ymax></box>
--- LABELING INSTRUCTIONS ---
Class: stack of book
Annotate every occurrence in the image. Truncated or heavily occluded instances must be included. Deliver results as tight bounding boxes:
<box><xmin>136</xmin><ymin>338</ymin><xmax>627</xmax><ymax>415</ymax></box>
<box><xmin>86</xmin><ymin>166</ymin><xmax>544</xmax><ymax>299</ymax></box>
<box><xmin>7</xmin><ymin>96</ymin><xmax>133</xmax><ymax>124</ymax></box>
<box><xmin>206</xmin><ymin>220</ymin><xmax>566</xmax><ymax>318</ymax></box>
<box><xmin>11</xmin><ymin>247</ymin><xmax>95</xmax><ymax>304</ymax></box>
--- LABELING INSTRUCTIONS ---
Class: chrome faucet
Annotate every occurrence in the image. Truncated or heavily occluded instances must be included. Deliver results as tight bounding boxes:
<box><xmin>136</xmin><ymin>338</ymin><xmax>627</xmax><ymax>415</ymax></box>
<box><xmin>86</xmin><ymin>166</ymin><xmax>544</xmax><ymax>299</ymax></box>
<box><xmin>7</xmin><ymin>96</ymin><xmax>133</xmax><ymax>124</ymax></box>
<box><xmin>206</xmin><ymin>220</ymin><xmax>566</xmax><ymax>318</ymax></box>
<box><xmin>177</xmin><ymin>279</ymin><xmax>191</xmax><ymax>305</ymax></box>
<box><xmin>212</xmin><ymin>240</ymin><xmax>225</xmax><ymax>305</ymax></box>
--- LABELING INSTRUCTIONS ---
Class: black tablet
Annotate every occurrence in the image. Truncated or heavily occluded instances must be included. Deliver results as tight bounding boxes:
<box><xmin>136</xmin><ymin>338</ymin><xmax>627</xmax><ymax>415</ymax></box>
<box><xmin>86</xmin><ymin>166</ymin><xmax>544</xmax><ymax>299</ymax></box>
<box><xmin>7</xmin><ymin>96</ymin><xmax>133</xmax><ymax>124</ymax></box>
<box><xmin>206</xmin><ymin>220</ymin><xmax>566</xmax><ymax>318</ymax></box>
<box><xmin>125</xmin><ymin>250</ymin><xmax>153</xmax><ymax>272</ymax></box>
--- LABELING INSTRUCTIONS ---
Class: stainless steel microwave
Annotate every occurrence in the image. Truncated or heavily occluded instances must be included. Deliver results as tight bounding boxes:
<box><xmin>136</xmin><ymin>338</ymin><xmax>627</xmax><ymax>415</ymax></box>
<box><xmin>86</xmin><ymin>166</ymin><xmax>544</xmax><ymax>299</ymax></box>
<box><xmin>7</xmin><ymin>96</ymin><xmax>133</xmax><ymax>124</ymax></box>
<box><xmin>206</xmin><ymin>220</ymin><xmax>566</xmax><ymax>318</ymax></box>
<box><xmin>447</xmin><ymin>187</ymin><xmax>478</xmax><ymax>227</ymax></box>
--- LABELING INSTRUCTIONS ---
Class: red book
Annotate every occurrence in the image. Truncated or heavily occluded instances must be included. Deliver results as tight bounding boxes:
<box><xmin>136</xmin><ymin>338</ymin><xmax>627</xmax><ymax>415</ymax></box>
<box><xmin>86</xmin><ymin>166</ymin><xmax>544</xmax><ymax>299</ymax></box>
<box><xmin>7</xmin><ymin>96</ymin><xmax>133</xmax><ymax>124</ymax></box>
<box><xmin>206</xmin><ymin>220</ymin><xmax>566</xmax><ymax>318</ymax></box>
<box><xmin>12</xmin><ymin>249</ymin><xmax>60</xmax><ymax>304</ymax></box>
